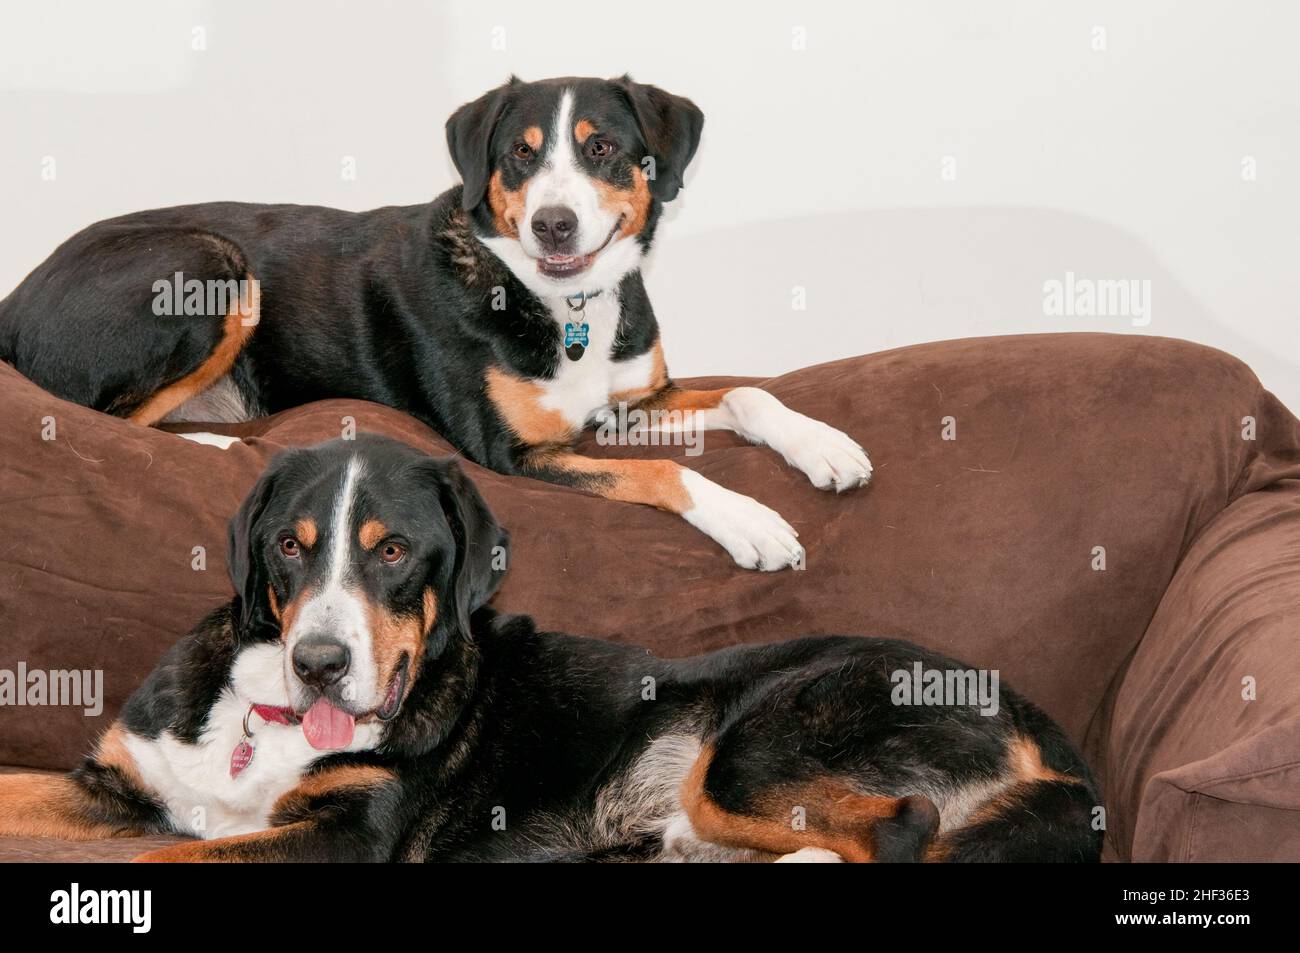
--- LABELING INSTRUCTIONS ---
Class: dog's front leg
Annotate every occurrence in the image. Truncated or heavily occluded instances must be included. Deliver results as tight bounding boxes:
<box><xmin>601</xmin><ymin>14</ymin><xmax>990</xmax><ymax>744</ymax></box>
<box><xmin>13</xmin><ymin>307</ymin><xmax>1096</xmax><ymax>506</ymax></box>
<box><xmin>521</xmin><ymin>450</ymin><xmax>803</xmax><ymax>571</ymax></box>
<box><xmin>633</xmin><ymin>386</ymin><xmax>872</xmax><ymax>492</ymax></box>
<box><xmin>133</xmin><ymin>764</ymin><xmax>402</xmax><ymax>863</ymax></box>
<box><xmin>0</xmin><ymin>771</ymin><xmax>155</xmax><ymax>841</ymax></box>
<box><xmin>0</xmin><ymin>724</ymin><xmax>174</xmax><ymax>840</ymax></box>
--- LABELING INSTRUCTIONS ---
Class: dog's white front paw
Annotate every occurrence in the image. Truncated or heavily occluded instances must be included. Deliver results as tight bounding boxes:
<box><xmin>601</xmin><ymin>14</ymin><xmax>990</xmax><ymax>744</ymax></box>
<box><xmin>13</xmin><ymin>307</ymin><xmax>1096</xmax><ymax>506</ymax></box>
<box><xmin>774</xmin><ymin>846</ymin><xmax>845</xmax><ymax>863</ymax></box>
<box><xmin>722</xmin><ymin>388</ymin><xmax>871</xmax><ymax>492</ymax></box>
<box><xmin>778</xmin><ymin>416</ymin><xmax>873</xmax><ymax>492</ymax></box>
<box><xmin>680</xmin><ymin>471</ymin><xmax>803</xmax><ymax>571</ymax></box>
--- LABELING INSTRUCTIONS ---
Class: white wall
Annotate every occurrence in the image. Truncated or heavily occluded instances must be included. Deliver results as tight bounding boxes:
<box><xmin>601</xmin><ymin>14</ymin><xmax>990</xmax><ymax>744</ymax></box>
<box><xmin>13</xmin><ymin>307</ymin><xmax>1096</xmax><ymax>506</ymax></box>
<box><xmin>2</xmin><ymin>0</ymin><xmax>1296</xmax><ymax>408</ymax></box>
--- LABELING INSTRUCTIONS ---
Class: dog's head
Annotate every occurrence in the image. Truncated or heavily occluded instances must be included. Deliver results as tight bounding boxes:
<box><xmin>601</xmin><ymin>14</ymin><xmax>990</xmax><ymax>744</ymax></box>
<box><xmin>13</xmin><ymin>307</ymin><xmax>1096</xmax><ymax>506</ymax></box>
<box><xmin>227</xmin><ymin>435</ymin><xmax>508</xmax><ymax>749</ymax></box>
<box><xmin>447</xmin><ymin>75</ymin><xmax>703</xmax><ymax>297</ymax></box>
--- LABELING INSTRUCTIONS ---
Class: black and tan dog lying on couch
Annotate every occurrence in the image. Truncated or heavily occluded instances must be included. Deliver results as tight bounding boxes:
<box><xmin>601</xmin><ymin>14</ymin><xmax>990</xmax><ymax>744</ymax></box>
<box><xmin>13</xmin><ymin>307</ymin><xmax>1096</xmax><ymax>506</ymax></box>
<box><xmin>0</xmin><ymin>436</ymin><xmax>1100</xmax><ymax>862</ymax></box>
<box><xmin>0</xmin><ymin>75</ymin><xmax>870</xmax><ymax>572</ymax></box>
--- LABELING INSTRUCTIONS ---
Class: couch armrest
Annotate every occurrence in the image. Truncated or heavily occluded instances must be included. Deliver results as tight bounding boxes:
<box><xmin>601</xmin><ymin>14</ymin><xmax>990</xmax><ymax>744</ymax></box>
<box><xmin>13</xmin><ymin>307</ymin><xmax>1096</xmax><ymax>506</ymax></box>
<box><xmin>1105</xmin><ymin>481</ymin><xmax>1300</xmax><ymax>861</ymax></box>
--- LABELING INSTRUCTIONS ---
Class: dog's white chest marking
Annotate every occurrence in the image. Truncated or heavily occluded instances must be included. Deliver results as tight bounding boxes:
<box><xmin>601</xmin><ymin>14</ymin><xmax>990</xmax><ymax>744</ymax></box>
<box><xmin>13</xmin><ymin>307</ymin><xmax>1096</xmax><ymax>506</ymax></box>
<box><xmin>122</xmin><ymin>643</ymin><xmax>382</xmax><ymax>839</ymax></box>
<box><xmin>534</xmin><ymin>290</ymin><xmax>658</xmax><ymax>430</ymax></box>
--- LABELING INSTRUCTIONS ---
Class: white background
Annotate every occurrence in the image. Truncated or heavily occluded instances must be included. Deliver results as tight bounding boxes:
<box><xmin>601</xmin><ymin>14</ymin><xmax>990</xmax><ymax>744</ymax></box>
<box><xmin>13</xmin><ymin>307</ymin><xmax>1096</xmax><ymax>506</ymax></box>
<box><xmin>2</xmin><ymin>1</ymin><xmax>1296</xmax><ymax>408</ymax></box>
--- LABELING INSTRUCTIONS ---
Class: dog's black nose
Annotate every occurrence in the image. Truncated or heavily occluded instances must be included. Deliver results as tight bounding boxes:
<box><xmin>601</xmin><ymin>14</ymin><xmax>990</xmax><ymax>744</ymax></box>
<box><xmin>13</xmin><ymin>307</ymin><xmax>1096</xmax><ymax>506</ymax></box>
<box><xmin>292</xmin><ymin>638</ymin><xmax>351</xmax><ymax>688</ymax></box>
<box><xmin>531</xmin><ymin>206</ymin><xmax>577</xmax><ymax>248</ymax></box>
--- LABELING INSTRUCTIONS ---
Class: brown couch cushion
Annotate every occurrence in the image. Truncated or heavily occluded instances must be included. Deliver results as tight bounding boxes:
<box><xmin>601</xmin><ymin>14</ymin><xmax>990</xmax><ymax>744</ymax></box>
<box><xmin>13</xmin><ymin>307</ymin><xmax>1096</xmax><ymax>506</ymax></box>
<box><xmin>1105</xmin><ymin>481</ymin><xmax>1300</xmax><ymax>860</ymax></box>
<box><xmin>2</xmin><ymin>332</ymin><xmax>1298</xmax><ymax>861</ymax></box>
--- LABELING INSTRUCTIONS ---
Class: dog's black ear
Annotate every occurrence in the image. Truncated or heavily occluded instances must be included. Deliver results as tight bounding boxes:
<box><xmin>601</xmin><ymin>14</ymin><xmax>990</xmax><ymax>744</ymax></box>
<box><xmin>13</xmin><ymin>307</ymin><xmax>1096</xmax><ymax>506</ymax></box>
<box><xmin>446</xmin><ymin>78</ymin><xmax>517</xmax><ymax>212</ymax></box>
<box><xmin>226</xmin><ymin>459</ymin><xmax>286</xmax><ymax>641</ymax></box>
<box><xmin>616</xmin><ymin>76</ymin><xmax>704</xmax><ymax>202</ymax></box>
<box><xmin>429</xmin><ymin>459</ymin><xmax>509</xmax><ymax>636</ymax></box>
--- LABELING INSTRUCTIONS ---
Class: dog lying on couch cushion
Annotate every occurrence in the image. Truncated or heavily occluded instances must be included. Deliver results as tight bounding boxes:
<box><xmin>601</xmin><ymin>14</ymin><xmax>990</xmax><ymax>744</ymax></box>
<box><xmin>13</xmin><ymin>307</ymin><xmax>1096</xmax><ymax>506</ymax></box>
<box><xmin>0</xmin><ymin>75</ymin><xmax>871</xmax><ymax>572</ymax></box>
<box><xmin>0</xmin><ymin>435</ymin><xmax>1102</xmax><ymax>862</ymax></box>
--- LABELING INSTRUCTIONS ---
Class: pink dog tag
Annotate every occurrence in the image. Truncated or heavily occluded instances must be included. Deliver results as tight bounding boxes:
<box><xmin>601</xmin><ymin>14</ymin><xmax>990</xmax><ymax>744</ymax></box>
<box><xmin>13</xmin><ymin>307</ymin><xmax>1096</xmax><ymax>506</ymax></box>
<box><xmin>230</xmin><ymin>738</ymin><xmax>254</xmax><ymax>778</ymax></box>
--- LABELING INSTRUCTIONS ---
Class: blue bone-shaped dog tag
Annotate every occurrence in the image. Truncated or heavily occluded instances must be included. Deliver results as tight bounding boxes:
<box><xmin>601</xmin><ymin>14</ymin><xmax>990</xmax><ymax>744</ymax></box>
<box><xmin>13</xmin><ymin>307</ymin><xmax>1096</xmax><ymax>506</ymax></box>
<box><xmin>564</xmin><ymin>322</ymin><xmax>589</xmax><ymax>347</ymax></box>
<box><xmin>564</xmin><ymin>321</ymin><xmax>589</xmax><ymax>360</ymax></box>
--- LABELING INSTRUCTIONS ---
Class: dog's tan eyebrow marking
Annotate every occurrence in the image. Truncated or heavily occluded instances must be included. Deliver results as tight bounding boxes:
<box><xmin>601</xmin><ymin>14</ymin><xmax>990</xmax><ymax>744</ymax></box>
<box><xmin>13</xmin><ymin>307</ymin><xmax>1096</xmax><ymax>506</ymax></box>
<box><xmin>359</xmin><ymin>519</ymin><xmax>388</xmax><ymax>550</ymax></box>
<box><xmin>524</xmin><ymin>126</ymin><xmax>543</xmax><ymax>150</ymax></box>
<box><xmin>294</xmin><ymin>518</ymin><xmax>318</xmax><ymax>548</ymax></box>
<box><xmin>574</xmin><ymin>119</ymin><xmax>596</xmax><ymax>142</ymax></box>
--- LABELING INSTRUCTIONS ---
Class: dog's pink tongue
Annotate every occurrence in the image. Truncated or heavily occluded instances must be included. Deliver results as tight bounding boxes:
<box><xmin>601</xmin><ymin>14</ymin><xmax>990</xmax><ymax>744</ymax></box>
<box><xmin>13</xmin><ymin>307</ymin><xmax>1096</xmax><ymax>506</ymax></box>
<box><xmin>302</xmin><ymin>697</ymin><xmax>355</xmax><ymax>750</ymax></box>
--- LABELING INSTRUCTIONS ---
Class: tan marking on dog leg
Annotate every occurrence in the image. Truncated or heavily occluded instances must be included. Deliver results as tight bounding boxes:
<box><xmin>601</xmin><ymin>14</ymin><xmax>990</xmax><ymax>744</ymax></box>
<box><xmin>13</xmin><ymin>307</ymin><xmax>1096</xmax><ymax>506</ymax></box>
<box><xmin>95</xmin><ymin>724</ymin><xmax>145</xmax><ymax>790</ymax></box>
<box><xmin>0</xmin><ymin>772</ymin><xmax>142</xmax><ymax>840</ymax></box>
<box><xmin>527</xmin><ymin>450</ymin><xmax>692</xmax><ymax>513</ymax></box>
<box><xmin>609</xmin><ymin>338</ymin><xmax>670</xmax><ymax>406</ymax></box>
<box><xmin>133</xmin><ymin>823</ymin><xmax>314</xmax><ymax>863</ymax></box>
<box><xmin>679</xmin><ymin>744</ymin><xmax>927</xmax><ymax>863</ymax></box>
<box><xmin>485</xmin><ymin>367</ymin><xmax>578</xmax><ymax>446</ymax></box>
<box><xmin>129</xmin><ymin>273</ymin><xmax>260</xmax><ymax>426</ymax></box>
<box><xmin>644</xmin><ymin>386</ymin><xmax>733</xmax><ymax>413</ymax></box>
<box><xmin>135</xmin><ymin>765</ymin><xmax>398</xmax><ymax>862</ymax></box>
<box><xmin>924</xmin><ymin>735</ymin><xmax>1088</xmax><ymax>861</ymax></box>
<box><xmin>275</xmin><ymin>765</ymin><xmax>396</xmax><ymax>811</ymax></box>
<box><xmin>1007</xmin><ymin>735</ymin><xmax>1081</xmax><ymax>786</ymax></box>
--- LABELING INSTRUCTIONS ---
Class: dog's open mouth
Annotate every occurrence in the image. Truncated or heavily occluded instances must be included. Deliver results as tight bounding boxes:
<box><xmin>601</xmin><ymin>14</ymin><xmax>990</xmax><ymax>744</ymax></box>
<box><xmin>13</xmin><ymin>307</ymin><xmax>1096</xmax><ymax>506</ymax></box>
<box><xmin>536</xmin><ymin>218</ymin><xmax>621</xmax><ymax>279</ymax></box>
<box><xmin>299</xmin><ymin>655</ymin><xmax>408</xmax><ymax>750</ymax></box>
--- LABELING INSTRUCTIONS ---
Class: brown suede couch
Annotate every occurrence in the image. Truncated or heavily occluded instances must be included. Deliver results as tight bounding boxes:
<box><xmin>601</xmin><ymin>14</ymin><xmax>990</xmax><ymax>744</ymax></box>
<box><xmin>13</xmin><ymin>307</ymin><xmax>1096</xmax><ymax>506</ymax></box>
<box><xmin>1</xmin><ymin>332</ymin><xmax>1298</xmax><ymax>862</ymax></box>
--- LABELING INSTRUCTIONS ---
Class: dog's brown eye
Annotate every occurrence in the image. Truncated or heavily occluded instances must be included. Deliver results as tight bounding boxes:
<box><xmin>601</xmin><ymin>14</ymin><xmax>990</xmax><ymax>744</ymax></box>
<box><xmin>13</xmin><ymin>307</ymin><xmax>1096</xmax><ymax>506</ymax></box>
<box><xmin>279</xmin><ymin>536</ymin><xmax>300</xmax><ymax>558</ymax></box>
<box><xmin>588</xmin><ymin>139</ymin><xmax>616</xmax><ymax>159</ymax></box>
<box><xmin>512</xmin><ymin>142</ymin><xmax>534</xmax><ymax>161</ymax></box>
<box><xmin>380</xmin><ymin>542</ymin><xmax>406</xmax><ymax>565</ymax></box>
